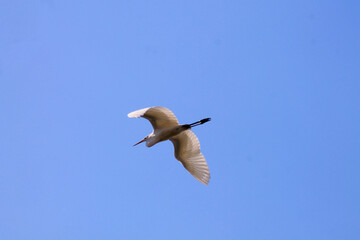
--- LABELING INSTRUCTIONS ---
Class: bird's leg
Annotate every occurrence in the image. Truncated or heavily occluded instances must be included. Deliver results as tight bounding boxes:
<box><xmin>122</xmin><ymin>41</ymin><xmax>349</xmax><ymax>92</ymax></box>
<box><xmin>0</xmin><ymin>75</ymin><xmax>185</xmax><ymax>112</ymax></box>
<box><xmin>189</xmin><ymin>118</ymin><xmax>211</xmax><ymax>127</ymax></box>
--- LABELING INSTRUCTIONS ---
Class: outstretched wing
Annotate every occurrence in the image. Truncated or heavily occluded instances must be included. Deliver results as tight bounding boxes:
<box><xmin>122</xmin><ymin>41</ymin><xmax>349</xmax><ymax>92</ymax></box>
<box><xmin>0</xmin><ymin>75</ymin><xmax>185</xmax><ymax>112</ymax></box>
<box><xmin>128</xmin><ymin>107</ymin><xmax>179</xmax><ymax>130</ymax></box>
<box><xmin>170</xmin><ymin>130</ymin><xmax>210</xmax><ymax>185</ymax></box>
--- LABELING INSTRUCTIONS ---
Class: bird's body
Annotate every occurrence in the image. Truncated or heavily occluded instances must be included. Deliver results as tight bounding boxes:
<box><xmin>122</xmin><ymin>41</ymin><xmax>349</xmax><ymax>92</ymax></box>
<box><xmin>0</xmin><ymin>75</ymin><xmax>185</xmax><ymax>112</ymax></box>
<box><xmin>145</xmin><ymin>126</ymin><xmax>186</xmax><ymax>147</ymax></box>
<box><xmin>128</xmin><ymin>107</ymin><xmax>211</xmax><ymax>185</ymax></box>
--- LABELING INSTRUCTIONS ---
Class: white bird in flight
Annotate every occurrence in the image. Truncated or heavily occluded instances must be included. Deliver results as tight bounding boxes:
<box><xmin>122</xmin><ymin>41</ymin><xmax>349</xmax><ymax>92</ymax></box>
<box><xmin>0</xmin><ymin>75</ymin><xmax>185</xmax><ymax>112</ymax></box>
<box><xmin>128</xmin><ymin>106</ymin><xmax>211</xmax><ymax>185</ymax></box>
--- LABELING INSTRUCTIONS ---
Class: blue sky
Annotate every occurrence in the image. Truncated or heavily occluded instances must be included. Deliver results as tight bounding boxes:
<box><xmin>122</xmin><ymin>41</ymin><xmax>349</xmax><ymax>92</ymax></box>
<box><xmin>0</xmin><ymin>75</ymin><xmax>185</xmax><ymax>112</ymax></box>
<box><xmin>1</xmin><ymin>1</ymin><xmax>359</xmax><ymax>239</ymax></box>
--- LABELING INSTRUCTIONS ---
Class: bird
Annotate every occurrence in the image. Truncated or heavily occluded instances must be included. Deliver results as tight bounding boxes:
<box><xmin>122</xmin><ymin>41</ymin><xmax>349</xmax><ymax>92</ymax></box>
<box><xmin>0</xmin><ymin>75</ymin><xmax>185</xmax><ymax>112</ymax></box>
<box><xmin>127</xmin><ymin>106</ymin><xmax>211</xmax><ymax>185</ymax></box>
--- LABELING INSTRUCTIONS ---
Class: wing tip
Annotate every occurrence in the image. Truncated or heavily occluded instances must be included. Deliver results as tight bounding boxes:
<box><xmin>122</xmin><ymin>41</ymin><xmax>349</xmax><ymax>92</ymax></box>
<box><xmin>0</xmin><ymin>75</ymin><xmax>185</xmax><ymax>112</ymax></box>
<box><xmin>202</xmin><ymin>180</ymin><xmax>209</xmax><ymax>186</ymax></box>
<box><xmin>198</xmin><ymin>175</ymin><xmax>210</xmax><ymax>185</ymax></box>
<box><xmin>127</xmin><ymin>107</ymin><xmax>152</xmax><ymax>118</ymax></box>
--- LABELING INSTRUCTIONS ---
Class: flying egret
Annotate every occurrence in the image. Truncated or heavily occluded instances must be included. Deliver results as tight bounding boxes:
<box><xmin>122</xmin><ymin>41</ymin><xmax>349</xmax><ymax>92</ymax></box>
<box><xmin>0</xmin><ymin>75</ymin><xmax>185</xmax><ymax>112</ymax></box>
<box><xmin>127</xmin><ymin>107</ymin><xmax>211</xmax><ymax>185</ymax></box>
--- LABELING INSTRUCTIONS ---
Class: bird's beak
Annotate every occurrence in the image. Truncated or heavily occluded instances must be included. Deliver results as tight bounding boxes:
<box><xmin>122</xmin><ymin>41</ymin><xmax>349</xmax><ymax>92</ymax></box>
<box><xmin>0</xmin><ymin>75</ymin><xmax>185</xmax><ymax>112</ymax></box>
<box><xmin>133</xmin><ymin>138</ymin><xmax>146</xmax><ymax>146</ymax></box>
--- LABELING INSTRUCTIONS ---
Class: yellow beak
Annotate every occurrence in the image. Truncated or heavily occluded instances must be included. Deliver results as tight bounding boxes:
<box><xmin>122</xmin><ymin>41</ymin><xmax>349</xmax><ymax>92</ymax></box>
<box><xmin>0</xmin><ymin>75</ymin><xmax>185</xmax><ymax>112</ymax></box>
<box><xmin>133</xmin><ymin>138</ymin><xmax>146</xmax><ymax>146</ymax></box>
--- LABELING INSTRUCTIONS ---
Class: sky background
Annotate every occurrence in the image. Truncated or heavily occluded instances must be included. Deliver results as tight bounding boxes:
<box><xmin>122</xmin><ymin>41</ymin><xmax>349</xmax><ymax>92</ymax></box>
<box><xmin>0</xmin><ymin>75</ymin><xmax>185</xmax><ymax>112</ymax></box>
<box><xmin>1</xmin><ymin>0</ymin><xmax>360</xmax><ymax>239</ymax></box>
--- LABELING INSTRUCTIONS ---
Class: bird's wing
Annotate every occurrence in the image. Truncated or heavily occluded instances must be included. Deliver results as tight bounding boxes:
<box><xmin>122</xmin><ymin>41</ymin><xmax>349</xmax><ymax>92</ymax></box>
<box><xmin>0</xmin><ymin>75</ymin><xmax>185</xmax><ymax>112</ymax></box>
<box><xmin>128</xmin><ymin>107</ymin><xmax>179</xmax><ymax>130</ymax></box>
<box><xmin>170</xmin><ymin>130</ymin><xmax>210</xmax><ymax>185</ymax></box>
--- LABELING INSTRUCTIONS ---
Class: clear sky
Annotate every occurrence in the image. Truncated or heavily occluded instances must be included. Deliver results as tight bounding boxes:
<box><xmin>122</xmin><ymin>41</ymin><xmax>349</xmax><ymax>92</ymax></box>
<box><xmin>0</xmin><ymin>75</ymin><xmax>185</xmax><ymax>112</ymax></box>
<box><xmin>1</xmin><ymin>1</ymin><xmax>359</xmax><ymax>239</ymax></box>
